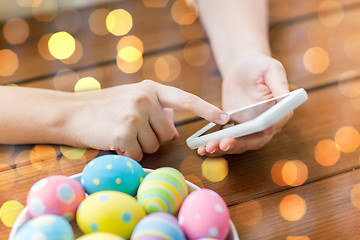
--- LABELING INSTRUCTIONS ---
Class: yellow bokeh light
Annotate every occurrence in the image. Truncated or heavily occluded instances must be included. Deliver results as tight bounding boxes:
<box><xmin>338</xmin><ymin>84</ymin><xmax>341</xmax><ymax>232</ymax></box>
<box><xmin>202</xmin><ymin>157</ymin><xmax>228</xmax><ymax>182</ymax></box>
<box><xmin>270</xmin><ymin>24</ymin><xmax>297</xmax><ymax>51</ymax></box>
<box><xmin>303</xmin><ymin>47</ymin><xmax>329</xmax><ymax>74</ymax></box>
<box><xmin>118</xmin><ymin>47</ymin><xmax>142</xmax><ymax>63</ymax></box>
<box><xmin>3</xmin><ymin>17</ymin><xmax>29</xmax><ymax>45</ymax></box>
<box><xmin>89</xmin><ymin>8</ymin><xmax>110</xmax><ymax>36</ymax></box>
<box><xmin>279</xmin><ymin>194</ymin><xmax>306</xmax><ymax>221</ymax></box>
<box><xmin>282</xmin><ymin>160</ymin><xmax>308</xmax><ymax>187</ymax></box>
<box><xmin>271</xmin><ymin>160</ymin><xmax>288</xmax><ymax>186</ymax></box>
<box><xmin>38</xmin><ymin>34</ymin><xmax>55</xmax><ymax>61</ymax></box>
<box><xmin>0</xmin><ymin>49</ymin><xmax>19</xmax><ymax>77</ymax></box>
<box><xmin>315</xmin><ymin>139</ymin><xmax>340</xmax><ymax>166</ymax></box>
<box><xmin>183</xmin><ymin>40</ymin><xmax>210</xmax><ymax>67</ymax></box>
<box><xmin>60</xmin><ymin>39</ymin><xmax>83</xmax><ymax>65</ymax></box>
<box><xmin>53</xmin><ymin>69</ymin><xmax>79</xmax><ymax>91</ymax></box>
<box><xmin>334</xmin><ymin>125</ymin><xmax>360</xmax><ymax>153</ymax></box>
<box><xmin>318</xmin><ymin>0</ymin><xmax>344</xmax><ymax>27</ymax></box>
<box><xmin>236</xmin><ymin>200</ymin><xmax>262</xmax><ymax>227</ymax></box>
<box><xmin>0</xmin><ymin>164</ymin><xmax>16</xmax><ymax>191</ymax></box>
<box><xmin>154</xmin><ymin>55</ymin><xmax>181</xmax><ymax>82</ymax></box>
<box><xmin>117</xmin><ymin>35</ymin><xmax>144</xmax><ymax>54</ymax></box>
<box><xmin>351</xmin><ymin>183</ymin><xmax>360</xmax><ymax>210</ymax></box>
<box><xmin>143</xmin><ymin>0</ymin><xmax>168</xmax><ymax>7</ymax></box>
<box><xmin>30</xmin><ymin>145</ymin><xmax>57</xmax><ymax>171</ymax></box>
<box><xmin>60</xmin><ymin>146</ymin><xmax>86</xmax><ymax>160</ymax></box>
<box><xmin>48</xmin><ymin>31</ymin><xmax>76</xmax><ymax>60</ymax></box>
<box><xmin>106</xmin><ymin>9</ymin><xmax>133</xmax><ymax>36</ymax></box>
<box><xmin>0</xmin><ymin>200</ymin><xmax>24</xmax><ymax>227</ymax></box>
<box><xmin>117</xmin><ymin>55</ymin><xmax>143</xmax><ymax>74</ymax></box>
<box><xmin>74</xmin><ymin>77</ymin><xmax>101</xmax><ymax>93</ymax></box>
<box><xmin>171</xmin><ymin>0</ymin><xmax>198</xmax><ymax>25</ymax></box>
<box><xmin>32</xmin><ymin>0</ymin><xmax>58</xmax><ymax>22</ymax></box>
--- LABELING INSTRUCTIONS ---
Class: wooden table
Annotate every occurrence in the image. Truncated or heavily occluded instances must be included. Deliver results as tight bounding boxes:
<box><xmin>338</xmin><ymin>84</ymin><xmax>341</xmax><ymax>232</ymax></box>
<box><xmin>2</xmin><ymin>0</ymin><xmax>360</xmax><ymax>239</ymax></box>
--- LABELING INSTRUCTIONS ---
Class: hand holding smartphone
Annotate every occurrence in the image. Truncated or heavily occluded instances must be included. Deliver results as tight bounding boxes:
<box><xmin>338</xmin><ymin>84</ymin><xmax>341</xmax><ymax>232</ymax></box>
<box><xmin>186</xmin><ymin>88</ymin><xmax>308</xmax><ymax>150</ymax></box>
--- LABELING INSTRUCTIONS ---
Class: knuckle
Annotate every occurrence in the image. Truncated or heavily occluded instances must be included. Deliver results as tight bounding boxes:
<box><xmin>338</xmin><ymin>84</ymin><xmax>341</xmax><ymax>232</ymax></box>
<box><xmin>180</xmin><ymin>93</ymin><xmax>195</xmax><ymax>110</ymax></box>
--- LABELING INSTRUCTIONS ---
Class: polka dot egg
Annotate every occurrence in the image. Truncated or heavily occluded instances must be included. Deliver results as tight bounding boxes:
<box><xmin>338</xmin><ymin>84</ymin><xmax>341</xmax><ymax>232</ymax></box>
<box><xmin>77</xmin><ymin>232</ymin><xmax>125</xmax><ymax>240</ymax></box>
<box><xmin>76</xmin><ymin>190</ymin><xmax>146</xmax><ymax>239</ymax></box>
<box><xmin>26</xmin><ymin>175</ymin><xmax>85</xmax><ymax>221</ymax></box>
<box><xmin>137</xmin><ymin>167</ymin><xmax>188</xmax><ymax>215</ymax></box>
<box><xmin>131</xmin><ymin>212</ymin><xmax>185</xmax><ymax>240</ymax></box>
<box><xmin>81</xmin><ymin>154</ymin><xmax>145</xmax><ymax>196</ymax></box>
<box><xmin>178</xmin><ymin>188</ymin><xmax>230</xmax><ymax>240</ymax></box>
<box><xmin>15</xmin><ymin>214</ymin><xmax>73</xmax><ymax>240</ymax></box>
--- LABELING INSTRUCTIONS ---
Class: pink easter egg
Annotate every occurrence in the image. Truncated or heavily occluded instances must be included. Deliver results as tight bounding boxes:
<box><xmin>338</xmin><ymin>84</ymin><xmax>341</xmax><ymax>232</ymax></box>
<box><xmin>26</xmin><ymin>175</ymin><xmax>85</xmax><ymax>221</ymax></box>
<box><xmin>178</xmin><ymin>188</ymin><xmax>230</xmax><ymax>240</ymax></box>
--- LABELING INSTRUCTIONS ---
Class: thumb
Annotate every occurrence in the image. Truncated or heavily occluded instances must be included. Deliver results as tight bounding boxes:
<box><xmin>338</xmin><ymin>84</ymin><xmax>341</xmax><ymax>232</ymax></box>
<box><xmin>265</xmin><ymin>60</ymin><xmax>290</xmax><ymax>97</ymax></box>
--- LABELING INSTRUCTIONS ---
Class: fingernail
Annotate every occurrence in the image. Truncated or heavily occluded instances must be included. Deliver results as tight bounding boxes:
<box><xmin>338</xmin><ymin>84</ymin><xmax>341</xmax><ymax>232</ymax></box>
<box><xmin>220</xmin><ymin>114</ymin><xmax>230</xmax><ymax>124</ymax></box>
<box><xmin>224</xmin><ymin>146</ymin><xmax>230</xmax><ymax>151</ymax></box>
<box><xmin>210</xmin><ymin>149</ymin><xmax>216</xmax><ymax>154</ymax></box>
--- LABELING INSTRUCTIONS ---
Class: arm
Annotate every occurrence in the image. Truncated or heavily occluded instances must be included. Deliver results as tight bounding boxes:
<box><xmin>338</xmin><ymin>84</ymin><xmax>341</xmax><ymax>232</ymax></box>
<box><xmin>197</xmin><ymin>0</ymin><xmax>291</xmax><ymax>156</ymax></box>
<box><xmin>0</xmin><ymin>81</ymin><xmax>230</xmax><ymax>161</ymax></box>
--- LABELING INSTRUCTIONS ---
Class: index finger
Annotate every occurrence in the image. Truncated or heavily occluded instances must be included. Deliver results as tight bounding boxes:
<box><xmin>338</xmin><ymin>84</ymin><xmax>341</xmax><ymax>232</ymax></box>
<box><xmin>153</xmin><ymin>82</ymin><xmax>230</xmax><ymax>125</ymax></box>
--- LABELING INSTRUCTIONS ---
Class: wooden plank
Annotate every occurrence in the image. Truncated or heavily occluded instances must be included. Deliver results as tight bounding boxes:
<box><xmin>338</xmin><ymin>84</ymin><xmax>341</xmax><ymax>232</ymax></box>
<box><xmin>230</xmin><ymin>168</ymin><xmax>360</xmax><ymax>239</ymax></box>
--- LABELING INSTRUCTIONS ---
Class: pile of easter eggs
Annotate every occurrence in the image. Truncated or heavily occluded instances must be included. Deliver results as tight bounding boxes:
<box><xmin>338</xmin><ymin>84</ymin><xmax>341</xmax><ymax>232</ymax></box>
<box><xmin>15</xmin><ymin>154</ymin><xmax>231</xmax><ymax>240</ymax></box>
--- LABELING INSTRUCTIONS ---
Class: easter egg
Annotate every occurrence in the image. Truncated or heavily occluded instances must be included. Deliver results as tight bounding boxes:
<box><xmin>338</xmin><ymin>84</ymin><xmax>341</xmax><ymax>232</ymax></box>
<box><xmin>14</xmin><ymin>214</ymin><xmax>73</xmax><ymax>240</ymax></box>
<box><xmin>81</xmin><ymin>154</ymin><xmax>145</xmax><ymax>196</ymax></box>
<box><xmin>178</xmin><ymin>189</ymin><xmax>230</xmax><ymax>240</ymax></box>
<box><xmin>77</xmin><ymin>232</ymin><xmax>125</xmax><ymax>240</ymax></box>
<box><xmin>76</xmin><ymin>190</ymin><xmax>146</xmax><ymax>239</ymax></box>
<box><xmin>26</xmin><ymin>175</ymin><xmax>85</xmax><ymax>221</ymax></box>
<box><xmin>131</xmin><ymin>212</ymin><xmax>185</xmax><ymax>240</ymax></box>
<box><xmin>137</xmin><ymin>167</ymin><xmax>188</xmax><ymax>215</ymax></box>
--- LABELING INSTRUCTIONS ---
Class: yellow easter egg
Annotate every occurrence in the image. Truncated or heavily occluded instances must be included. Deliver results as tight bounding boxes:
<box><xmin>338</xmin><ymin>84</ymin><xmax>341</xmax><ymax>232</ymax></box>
<box><xmin>76</xmin><ymin>191</ymin><xmax>146</xmax><ymax>239</ymax></box>
<box><xmin>77</xmin><ymin>232</ymin><xmax>125</xmax><ymax>240</ymax></box>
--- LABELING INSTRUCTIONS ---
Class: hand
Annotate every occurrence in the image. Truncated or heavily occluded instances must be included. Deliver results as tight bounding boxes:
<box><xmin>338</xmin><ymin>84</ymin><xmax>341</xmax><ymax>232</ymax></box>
<box><xmin>65</xmin><ymin>80</ymin><xmax>230</xmax><ymax>161</ymax></box>
<box><xmin>197</xmin><ymin>54</ymin><xmax>292</xmax><ymax>156</ymax></box>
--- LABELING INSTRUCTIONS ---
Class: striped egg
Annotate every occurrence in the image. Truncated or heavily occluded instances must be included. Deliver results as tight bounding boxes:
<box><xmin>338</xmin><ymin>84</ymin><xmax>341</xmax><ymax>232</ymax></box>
<box><xmin>137</xmin><ymin>167</ymin><xmax>188</xmax><ymax>215</ymax></box>
<box><xmin>131</xmin><ymin>212</ymin><xmax>185</xmax><ymax>240</ymax></box>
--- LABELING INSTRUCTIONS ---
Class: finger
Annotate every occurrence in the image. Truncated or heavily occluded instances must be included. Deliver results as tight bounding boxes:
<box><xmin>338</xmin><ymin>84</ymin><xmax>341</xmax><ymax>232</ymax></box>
<box><xmin>117</xmin><ymin>133</ymin><xmax>143</xmax><ymax>162</ymax></box>
<box><xmin>151</xmin><ymin>81</ymin><xmax>230</xmax><ymax>125</ymax></box>
<box><xmin>148</xmin><ymin>105</ymin><xmax>178</xmax><ymax>144</ymax></box>
<box><xmin>137</xmin><ymin>123</ymin><xmax>160</xmax><ymax>154</ymax></box>
<box><xmin>219</xmin><ymin>137</ymin><xmax>237</xmax><ymax>152</ymax></box>
<box><xmin>197</xmin><ymin>146</ymin><xmax>206</xmax><ymax>156</ymax></box>
<box><xmin>265</xmin><ymin>61</ymin><xmax>290</xmax><ymax>97</ymax></box>
<box><xmin>164</xmin><ymin>108</ymin><xmax>179</xmax><ymax>139</ymax></box>
<box><xmin>205</xmin><ymin>140</ymin><xmax>220</xmax><ymax>154</ymax></box>
<box><xmin>226</xmin><ymin>131</ymin><xmax>274</xmax><ymax>154</ymax></box>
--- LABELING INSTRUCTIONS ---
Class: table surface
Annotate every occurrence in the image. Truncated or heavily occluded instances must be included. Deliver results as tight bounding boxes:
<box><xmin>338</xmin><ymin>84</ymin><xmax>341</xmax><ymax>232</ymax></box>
<box><xmin>2</xmin><ymin>0</ymin><xmax>360</xmax><ymax>239</ymax></box>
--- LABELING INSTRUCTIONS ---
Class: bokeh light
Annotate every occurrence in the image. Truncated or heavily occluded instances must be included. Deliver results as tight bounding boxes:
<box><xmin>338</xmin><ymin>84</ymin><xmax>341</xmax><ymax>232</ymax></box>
<box><xmin>271</xmin><ymin>160</ymin><xmax>288</xmax><ymax>186</ymax></box>
<box><xmin>74</xmin><ymin>77</ymin><xmax>101</xmax><ymax>92</ymax></box>
<box><xmin>53</xmin><ymin>69</ymin><xmax>79</xmax><ymax>91</ymax></box>
<box><xmin>106</xmin><ymin>9</ymin><xmax>133</xmax><ymax>36</ymax></box>
<box><xmin>0</xmin><ymin>200</ymin><xmax>24</xmax><ymax>228</ymax></box>
<box><xmin>48</xmin><ymin>31</ymin><xmax>76</xmax><ymax>60</ymax></box>
<box><xmin>143</xmin><ymin>0</ymin><xmax>168</xmax><ymax>7</ymax></box>
<box><xmin>38</xmin><ymin>34</ymin><xmax>55</xmax><ymax>61</ymax></box>
<box><xmin>270</xmin><ymin>24</ymin><xmax>297</xmax><ymax>51</ymax></box>
<box><xmin>60</xmin><ymin>39</ymin><xmax>83</xmax><ymax>65</ymax></box>
<box><xmin>117</xmin><ymin>51</ymin><xmax>143</xmax><ymax>74</ymax></box>
<box><xmin>0</xmin><ymin>164</ymin><xmax>16</xmax><ymax>191</ymax></box>
<box><xmin>344</xmin><ymin>33</ymin><xmax>360</xmax><ymax>62</ymax></box>
<box><xmin>337</xmin><ymin>70</ymin><xmax>360</xmax><ymax>98</ymax></box>
<box><xmin>32</xmin><ymin>0</ymin><xmax>58</xmax><ymax>22</ymax></box>
<box><xmin>201</xmin><ymin>157</ymin><xmax>228</xmax><ymax>182</ymax></box>
<box><xmin>351</xmin><ymin>183</ymin><xmax>360</xmax><ymax>210</ymax></box>
<box><xmin>89</xmin><ymin>8</ymin><xmax>110</xmax><ymax>36</ymax></box>
<box><xmin>0</xmin><ymin>49</ymin><xmax>19</xmax><ymax>77</ymax></box>
<box><xmin>279</xmin><ymin>194</ymin><xmax>306</xmax><ymax>221</ymax></box>
<box><xmin>235</xmin><ymin>200</ymin><xmax>262</xmax><ymax>227</ymax></box>
<box><xmin>118</xmin><ymin>46</ymin><xmax>142</xmax><ymax>63</ymax></box>
<box><xmin>16</xmin><ymin>0</ymin><xmax>40</xmax><ymax>7</ymax></box>
<box><xmin>171</xmin><ymin>0</ymin><xmax>198</xmax><ymax>25</ymax></box>
<box><xmin>30</xmin><ymin>145</ymin><xmax>57</xmax><ymax>171</ymax></box>
<box><xmin>281</xmin><ymin>160</ymin><xmax>308</xmax><ymax>187</ymax></box>
<box><xmin>60</xmin><ymin>146</ymin><xmax>86</xmax><ymax>160</ymax></box>
<box><xmin>3</xmin><ymin>17</ymin><xmax>29</xmax><ymax>45</ymax></box>
<box><xmin>55</xmin><ymin>9</ymin><xmax>82</xmax><ymax>34</ymax></box>
<box><xmin>315</xmin><ymin>139</ymin><xmax>341</xmax><ymax>166</ymax></box>
<box><xmin>334</xmin><ymin>125</ymin><xmax>360</xmax><ymax>153</ymax></box>
<box><xmin>303</xmin><ymin>47</ymin><xmax>329</xmax><ymax>74</ymax></box>
<box><xmin>183</xmin><ymin>40</ymin><xmax>210</xmax><ymax>67</ymax></box>
<box><xmin>117</xmin><ymin>35</ymin><xmax>144</xmax><ymax>54</ymax></box>
<box><xmin>317</xmin><ymin>0</ymin><xmax>344</xmax><ymax>27</ymax></box>
<box><xmin>154</xmin><ymin>55</ymin><xmax>181</xmax><ymax>82</ymax></box>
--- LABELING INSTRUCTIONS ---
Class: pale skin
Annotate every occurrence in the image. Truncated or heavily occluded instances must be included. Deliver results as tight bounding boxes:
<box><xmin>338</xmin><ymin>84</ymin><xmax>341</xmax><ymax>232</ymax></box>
<box><xmin>196</xmin><ymin>0</ymin><xmax>292</xmax><ymax>156</ymax></box>
<box><xmin>0</xmin><ymin>80</ymin><xmax>230</xmax><ymax>161</ymax></box>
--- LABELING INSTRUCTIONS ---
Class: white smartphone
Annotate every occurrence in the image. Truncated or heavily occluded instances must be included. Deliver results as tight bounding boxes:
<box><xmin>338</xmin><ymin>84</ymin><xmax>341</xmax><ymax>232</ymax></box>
<box><xmin>186</xmin><ymin>88</ymin><xmax>308</xmax><ymax>149</ymax></box>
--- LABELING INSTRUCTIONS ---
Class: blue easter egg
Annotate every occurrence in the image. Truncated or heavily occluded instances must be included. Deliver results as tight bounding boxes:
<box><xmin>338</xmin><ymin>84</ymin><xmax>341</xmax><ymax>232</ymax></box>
<box><xmin>81</xmin><ymin>154</ymin><xmax>145</xmax><ymax>196</ymax></box>
<box><xmin>15</xmin><ymin>214</ymin><xmax>73</xmax><ymax>240</ymax></box>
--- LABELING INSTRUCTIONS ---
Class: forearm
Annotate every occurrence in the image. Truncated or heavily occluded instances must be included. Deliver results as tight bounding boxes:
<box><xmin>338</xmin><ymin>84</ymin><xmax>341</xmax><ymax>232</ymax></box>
<box><xmin>0</xmin><ymin>86</ymin><xmax>77</xmax><ymax>145</ymax></box>
<box><xmin>198</xmin><ymin>0</ymin><xmax>270</xmax><ymax>77</ymax></box>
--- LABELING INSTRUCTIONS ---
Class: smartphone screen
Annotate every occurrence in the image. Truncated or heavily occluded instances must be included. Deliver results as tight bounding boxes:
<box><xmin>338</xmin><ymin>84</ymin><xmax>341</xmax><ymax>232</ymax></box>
<box><xmin>200</xmin><ymin>95</ymin><xmax>287</xmax><ymax>136</ymax></box>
